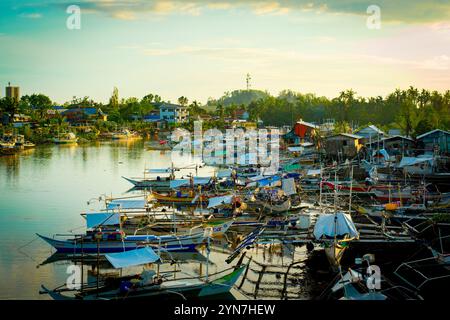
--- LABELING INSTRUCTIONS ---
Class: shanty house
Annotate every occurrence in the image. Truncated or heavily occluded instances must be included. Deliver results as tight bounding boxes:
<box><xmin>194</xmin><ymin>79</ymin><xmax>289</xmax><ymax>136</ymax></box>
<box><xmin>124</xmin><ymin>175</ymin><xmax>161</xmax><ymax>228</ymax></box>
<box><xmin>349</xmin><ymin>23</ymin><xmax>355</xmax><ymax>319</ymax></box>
<box><xmin>324</xmin><ymin>133</ymin><xmax>363</xmax><ymax>160</ymax></box>
<box><xmin>283</xmin><ymin>120</ymin><xmax>318</xmax><ymax>144</ymax></box>
<box><xmin>355</xmin><ymin>125</ymin><xmax>386</xmax><ymax>144</ymax></box>
<box><xmin>416</xmin><ymin>129</ymin><xmax>450</xmax><ymax>155</ymax></box>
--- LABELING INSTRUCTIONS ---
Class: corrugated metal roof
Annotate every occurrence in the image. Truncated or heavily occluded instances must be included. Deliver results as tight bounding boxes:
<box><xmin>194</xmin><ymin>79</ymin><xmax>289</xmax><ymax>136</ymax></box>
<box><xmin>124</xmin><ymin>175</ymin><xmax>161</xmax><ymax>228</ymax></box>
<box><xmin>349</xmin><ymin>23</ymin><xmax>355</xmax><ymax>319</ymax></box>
<box><xmin>416</xmin><ymin>129</ymin><xmax>450</xmax><ymax>140</ymax></box>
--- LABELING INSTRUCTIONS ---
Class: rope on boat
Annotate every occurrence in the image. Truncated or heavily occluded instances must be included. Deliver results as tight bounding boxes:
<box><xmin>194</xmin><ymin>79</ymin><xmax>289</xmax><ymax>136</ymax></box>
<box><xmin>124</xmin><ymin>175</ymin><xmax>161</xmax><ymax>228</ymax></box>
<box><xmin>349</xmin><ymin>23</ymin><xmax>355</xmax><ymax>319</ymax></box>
<box><xmin>17</xmin><ymin>236</ymin><xmax>40</xmax><ymax>263</ymax></box>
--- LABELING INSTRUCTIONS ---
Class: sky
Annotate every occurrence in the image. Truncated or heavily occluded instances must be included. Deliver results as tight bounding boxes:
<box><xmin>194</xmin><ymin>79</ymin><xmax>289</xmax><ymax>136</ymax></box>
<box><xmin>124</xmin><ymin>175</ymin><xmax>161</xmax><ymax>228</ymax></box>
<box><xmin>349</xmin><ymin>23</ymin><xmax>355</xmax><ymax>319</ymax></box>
<box><xmin>0</xmin><ymin>0</ymin><xmax>449</xmax><ymax>104</ymax></box>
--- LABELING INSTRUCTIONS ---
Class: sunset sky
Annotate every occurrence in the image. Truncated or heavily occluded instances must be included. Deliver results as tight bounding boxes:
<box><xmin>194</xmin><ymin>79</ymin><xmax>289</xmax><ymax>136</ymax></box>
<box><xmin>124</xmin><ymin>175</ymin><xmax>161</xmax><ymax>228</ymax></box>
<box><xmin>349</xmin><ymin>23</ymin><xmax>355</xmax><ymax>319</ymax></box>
<box><xmin>0</xmin><ymin>0</ymin><xmax>449</xmax><ymax>104</ymax></box>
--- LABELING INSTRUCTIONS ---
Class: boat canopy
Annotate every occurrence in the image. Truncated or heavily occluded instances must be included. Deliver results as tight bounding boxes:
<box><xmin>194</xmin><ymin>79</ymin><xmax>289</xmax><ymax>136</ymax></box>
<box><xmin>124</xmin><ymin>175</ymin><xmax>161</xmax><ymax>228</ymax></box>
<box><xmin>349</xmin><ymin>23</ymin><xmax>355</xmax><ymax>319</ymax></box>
<box><xmin>313</xmin><ymin>212</ymin><xmax>359</xmax><ymax>240</ymax></box>
<box><xmin>170</xmin><ymin>179</ymin><xmax>189</xmax><ymax>189</ymax></box>
<box><xmin>398</xmin><ymin>156</ymin><xmax>433</xmax><ymax>168</ymax></box>
<box><xmin>287</xmin><ymin>146</ymin><xmax>303</xmax><ymax>152</ymax></box>
<box><xmin>306</xmin><ymin>169</ymin><xmax>321</xmax><ymax>176</ymax></box>
<box><xmin>105</xmin><ymin>247</ymin><xmax>160</xmax><ymax>269</ymax></box>
<box><xmin>145</xmin><ymin>168</ymin><xmax>171</xmax><ymax>174</ymax></box>
<box><xmin>85</xmin><ymin>212</ymin><xmax>120</xmax><ymax>229</ymax></box>
<box><xmin>169</xmin><ymin>177</ymin><xmax>211</xmax><ymax>189</ymax></box>
<box><xmin>207</xmin><ymin>195</ymin><xmax>234</xmax><ymax>208</ymax></box>
<box><xmin>251</xmin><ymin>175</ymin><xmax>281</xmax><ymax>188</ymax></box>
<box><xmin>237</xmin><ymin>153</ymin><xmax>258</xmax><ymax>165</ymax></box>
<box><xmin>217</xmin><ymin>169</ymin><xmax>232</xmax><ymax>178</ymax></box>
<box><xmin>372</xmin><ymin>149</ymin><xmax>389</xmax><ymax>161</ymax></box>
<box><xmin>282</xmin><ymin>178</ymin><xmax>297</xmax><ymax>196</ymax></box>
<box><xmin>106</xmin><ymin>199</ymin><xmax>146</xmax><ymax>210</ymax></box>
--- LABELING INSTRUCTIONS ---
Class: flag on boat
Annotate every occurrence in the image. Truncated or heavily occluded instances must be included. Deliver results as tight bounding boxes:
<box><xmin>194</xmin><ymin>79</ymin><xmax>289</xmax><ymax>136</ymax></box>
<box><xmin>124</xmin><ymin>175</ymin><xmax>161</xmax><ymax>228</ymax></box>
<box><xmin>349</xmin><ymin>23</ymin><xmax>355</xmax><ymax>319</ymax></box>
<box><xmin>105</xmin><ymin>247</ymin><xmax>160</xmax><ymax>269</ymax></box>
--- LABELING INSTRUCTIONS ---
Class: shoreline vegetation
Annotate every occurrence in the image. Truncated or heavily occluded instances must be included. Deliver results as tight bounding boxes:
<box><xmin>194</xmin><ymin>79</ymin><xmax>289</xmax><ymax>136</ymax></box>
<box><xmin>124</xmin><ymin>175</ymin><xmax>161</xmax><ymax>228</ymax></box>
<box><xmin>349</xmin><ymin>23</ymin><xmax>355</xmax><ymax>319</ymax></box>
<box><xmin>1</xmin><ymin>86</ymin><xmax>449</xmax><ymax>147</ymax></box>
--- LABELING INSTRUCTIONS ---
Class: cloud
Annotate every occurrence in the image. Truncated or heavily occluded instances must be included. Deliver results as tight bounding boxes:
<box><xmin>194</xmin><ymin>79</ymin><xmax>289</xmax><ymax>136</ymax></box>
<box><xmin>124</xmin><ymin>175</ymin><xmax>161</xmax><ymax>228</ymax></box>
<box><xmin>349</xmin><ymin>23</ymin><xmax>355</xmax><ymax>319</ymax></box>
<box><xmin>419</xmin><ymin>55</ymin><xmax>450</xmax><ymax>71</ymax></box>
<box><xmin>251</xmin><ymin>2</ymin><xmax>290</xmax><ymax>16</ymax></box>
<box><xmin>110</xmin><ymin>10</ymin><xmax>136</xmax><ymax>20</ymax></box>
<box><xmin>19</xmin><ymin>13</ymin><xmax>43</xmax><ymax>19</ymax></box>
<box><xmin>36</xmin><ymin>0</ymin><xmax>450</xmax><ymax>23</ymax></box>
<box><xmin>138</xmin><ymin>43</ymin><xmax>450</xmax><ymax>74</ymax></box>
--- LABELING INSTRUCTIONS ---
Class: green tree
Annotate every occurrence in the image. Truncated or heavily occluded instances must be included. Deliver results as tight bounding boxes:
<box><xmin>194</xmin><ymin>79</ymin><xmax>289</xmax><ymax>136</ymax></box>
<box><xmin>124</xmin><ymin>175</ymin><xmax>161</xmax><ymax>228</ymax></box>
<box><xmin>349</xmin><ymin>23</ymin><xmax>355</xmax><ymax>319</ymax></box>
<box><xmin>109</xmin><ymin>87</ymin><xmax>119</xmax><ymax>108</ymax></box>
<box><xmin>178</xmin><ymin>96</ymin><xmax>189</xmax><ymax>107</ymax></box>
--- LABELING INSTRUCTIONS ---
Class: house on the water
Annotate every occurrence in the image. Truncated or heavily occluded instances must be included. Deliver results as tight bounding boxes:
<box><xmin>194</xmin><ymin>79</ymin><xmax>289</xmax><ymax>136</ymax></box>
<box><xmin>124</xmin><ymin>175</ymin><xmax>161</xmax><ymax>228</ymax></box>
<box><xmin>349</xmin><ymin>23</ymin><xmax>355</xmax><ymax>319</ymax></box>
<box><xmin>283</xmin><ymin>120</ymin><xmax>318</xmax><ymax>145</ymax></box>
<box><xmin>324</xmin><ymin>133</ymin><xmax>363</xmax><ymax>160</ymax></box>
<box><xmin>61</xmin><ymin>107</ymin><xmax>108</xmax><ymax>124</ymax></box>
<box><xmin>366</xmin><ymin>135</ymin><xmax>416</xmax><ymax>157</ymax></box>
<box><xmin>159</xmin><ymin>103</ymin><xmax>189</xmax><ymax>124</ymax></box>
<box><xmin>416</xmin><ymin>129</ymin><xmax>450</xmax><ymax>155</ymax></box>
<box><xmin>355</xmin><ymin>125</ymin><xmax>386</xmax><ymax>144</ymax></box>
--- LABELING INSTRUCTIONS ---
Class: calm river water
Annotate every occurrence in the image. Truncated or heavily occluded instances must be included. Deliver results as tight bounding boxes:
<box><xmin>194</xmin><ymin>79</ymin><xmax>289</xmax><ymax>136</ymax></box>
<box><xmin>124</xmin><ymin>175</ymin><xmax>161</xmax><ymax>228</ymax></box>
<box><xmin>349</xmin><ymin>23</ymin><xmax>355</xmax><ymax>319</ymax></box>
<box><xmin>0</xmin><ymin>140</ymin><xmax>311</xmax><ymax>300</ymax></box>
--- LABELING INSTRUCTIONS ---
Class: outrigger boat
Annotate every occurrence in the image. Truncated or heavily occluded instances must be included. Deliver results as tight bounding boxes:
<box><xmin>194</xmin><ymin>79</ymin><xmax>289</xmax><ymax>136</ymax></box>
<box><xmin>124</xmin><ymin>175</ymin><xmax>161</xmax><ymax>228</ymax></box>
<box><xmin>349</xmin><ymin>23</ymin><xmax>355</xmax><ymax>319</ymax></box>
<box><xmin>111</xmin><ymin>129</ymin><xmax>140</xmax><ymax>140</ymax></box>
<box><xmin>37</xmin><ymin>231</ymin><xmax>206</xmax><ymax>253</ymax></box>
<box><xmin>149</xmin><ymin>190</ymin><xmax>228</xmax><ymax>206</ymax></box>
<box><xmin>53</xmin><ymin>132</ymin><xmax>78</xmax><ymax>144</ymax></box>
<box><xmin>122</xmin><ymin>164</ymin><xmax>205</xmax><ymax>190</ymax></box>
<box><xmin>0</xmin><ymin>133</ymin><xmax>25</xmax><ymax>155</ymax></box>
<box><xmin>37</xmin><ymin>212</ymin><xmax>208</xmax><ymax>253</ymax></box>
<box><xmin>40</xmin><ymin>243</ymin><xmax>248</xmax><ymax>300</ymax></box>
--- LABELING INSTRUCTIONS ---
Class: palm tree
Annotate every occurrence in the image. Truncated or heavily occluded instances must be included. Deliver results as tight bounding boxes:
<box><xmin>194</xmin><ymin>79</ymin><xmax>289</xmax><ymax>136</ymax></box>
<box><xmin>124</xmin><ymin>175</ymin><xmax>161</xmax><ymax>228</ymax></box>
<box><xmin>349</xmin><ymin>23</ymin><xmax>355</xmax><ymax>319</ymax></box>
<box><xmin>178</xmin><ymin>96</ymin><xmax>189</xmax><ymax>107</ymax></box>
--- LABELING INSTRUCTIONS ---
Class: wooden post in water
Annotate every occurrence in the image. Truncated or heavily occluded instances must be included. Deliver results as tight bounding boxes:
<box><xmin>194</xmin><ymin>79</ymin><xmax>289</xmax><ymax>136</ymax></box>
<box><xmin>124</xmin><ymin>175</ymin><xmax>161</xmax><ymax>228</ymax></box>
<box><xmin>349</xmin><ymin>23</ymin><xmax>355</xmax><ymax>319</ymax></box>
<box><xmin>96</xmin><ymin>237</ymin><xmax>100</xmax><ymax>297</ymax></box>
<box><xmin>81</xmin><ymin>237</ymin><xmax>84</xmax><ymax>293</ymax></box>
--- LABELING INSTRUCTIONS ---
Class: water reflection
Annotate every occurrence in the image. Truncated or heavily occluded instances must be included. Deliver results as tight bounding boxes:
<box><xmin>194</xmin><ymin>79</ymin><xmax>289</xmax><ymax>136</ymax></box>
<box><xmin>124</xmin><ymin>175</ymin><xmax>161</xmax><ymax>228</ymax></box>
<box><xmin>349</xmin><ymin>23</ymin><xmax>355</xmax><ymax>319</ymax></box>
<box><xmin>0</xmin><ymin>141</ymin><xmax>316</xmax><ymax>300</ymax></box>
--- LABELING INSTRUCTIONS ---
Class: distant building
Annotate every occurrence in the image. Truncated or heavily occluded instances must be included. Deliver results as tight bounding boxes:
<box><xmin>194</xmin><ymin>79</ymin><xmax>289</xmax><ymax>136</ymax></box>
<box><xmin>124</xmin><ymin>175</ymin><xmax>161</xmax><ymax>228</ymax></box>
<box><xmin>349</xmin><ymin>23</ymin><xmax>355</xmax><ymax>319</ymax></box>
<box><xmin>234</xmin><ymin>108</ymin><xmax>249</xmax><ymax>121</ymax></box>
<box><xmin>11</xmin><ymin>114</ymin><xmax>32</xmax><ymax>128</ymax></box>
<box><xmin>355</xmin><ymin>125</ymin><xmax>386</xmax><ymax>143</ymax></box>
<box><xmin>416</xmin><ymin>129</ymin><xmax>450</xmax><ymax>155</ymax></box>
<box><xmin>283</xmin><ymin>120</ymin><xmax>318</xmax><ymax>144</ymax></box>
<box><xmin>159</xmin><ymin>103</ymin><xmax>189</xmax><ymax>124</ymax></box>
<box><xmin>61</xmin><ymin>107</ymin><xmax>107</xmax><ymax>123</ymax></box>
<box><xmin>388</xmin><ymin>129</ymin><xmax>402</xmax><ymax>136</ymax></box>
<box><xmin>324</xmin><ymin>133</ymin><xmax>363</xmax><ymax>160</ymax></box>
<box><xmin>5</xmin><ymin>82</ymin><xmax>20</xmax><ymax>102</ymax></box>
<box><xmin>46</xmin><ymin>106</ymin><xmax>68</xmax><ymax>118</ymax></box>
<box><xmin>366</xmin><ymin>135</ymin><xmax>416</xmax><ymax>157</ymax></box>
<box><xmin>320</xmin><ymin>119</ymin><xmax>336</xmax><ymax>135</ymax></box>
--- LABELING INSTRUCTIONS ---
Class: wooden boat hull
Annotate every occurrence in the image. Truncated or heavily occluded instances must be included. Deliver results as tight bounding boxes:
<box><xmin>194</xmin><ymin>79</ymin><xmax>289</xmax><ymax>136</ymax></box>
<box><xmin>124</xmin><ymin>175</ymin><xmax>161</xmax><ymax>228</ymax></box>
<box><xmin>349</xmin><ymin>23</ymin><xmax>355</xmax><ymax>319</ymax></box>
<box><xmin>122</xmin><ymin>176</ymin><xmax>172</xmax><ymax>190</ymax></box>
<box><xmin>41</xmin><ymin>264</ymin><xmax>247</xmax><ymax>300</ymax></box>
<box><xmin>150</xmin><ymin>191</ymin><xmax>220</xmax><ymax>205</ymax></box>
<box><xmin>37</xmin><ymin>233</ymin><xmax>206</xmax><ymax>253</ymax></box>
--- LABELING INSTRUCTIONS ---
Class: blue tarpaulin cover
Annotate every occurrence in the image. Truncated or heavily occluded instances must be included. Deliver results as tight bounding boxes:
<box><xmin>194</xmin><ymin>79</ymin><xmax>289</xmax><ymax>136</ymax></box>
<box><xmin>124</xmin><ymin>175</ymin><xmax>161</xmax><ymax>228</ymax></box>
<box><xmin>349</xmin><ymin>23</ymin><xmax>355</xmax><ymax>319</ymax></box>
<box><xmin>217</xmin><ymin>169</ymin><xmax>232</xmax><ymax>178</ymax></box>
<box><xmin>105</xmin><ymin>247</ymin><xmax>160</xmax><ymax>269</ymax></box>
<box><xmin>207</xmin><ymin>195</ymin><xmax>233</xmax><ymax>208</ymax></box>
<box><xmin>313</xmin><ymin>212</ymin><xmax>359</xmax><ymax>240</ymax></box>
<box><xmin>145</xmin><ymin>168</ymin><xmax>171</xmax><ymax>174</ymax></box>
<box><xmin>107</xmin><ymin>200</ymin><xmax>145</xmax><ymax>210</ymax></box>
<box><xmin>86</xmin><ymin>212</ymin><xmax>120</xmax><ymax>228</ymax></box>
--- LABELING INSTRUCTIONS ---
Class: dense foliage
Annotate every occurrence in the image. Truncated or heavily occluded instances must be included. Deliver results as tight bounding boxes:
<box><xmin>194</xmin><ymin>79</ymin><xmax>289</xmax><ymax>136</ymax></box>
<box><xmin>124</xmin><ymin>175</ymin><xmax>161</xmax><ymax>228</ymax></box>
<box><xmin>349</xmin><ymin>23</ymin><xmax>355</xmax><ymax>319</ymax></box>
<box><xmin>1</xmin><ymin>86</ymin><xmax>448</xmax><ymax>139</ymax></box>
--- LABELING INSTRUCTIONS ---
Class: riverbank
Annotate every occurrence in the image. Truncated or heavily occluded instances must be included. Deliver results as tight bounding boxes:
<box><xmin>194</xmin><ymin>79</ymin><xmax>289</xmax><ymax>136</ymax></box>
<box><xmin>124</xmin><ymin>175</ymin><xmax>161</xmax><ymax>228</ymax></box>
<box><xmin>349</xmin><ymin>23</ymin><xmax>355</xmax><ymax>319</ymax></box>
<box><xmin>0</xmin><ymin>122</ymin><xmax>168</xmax><ymax>147</ymax></box>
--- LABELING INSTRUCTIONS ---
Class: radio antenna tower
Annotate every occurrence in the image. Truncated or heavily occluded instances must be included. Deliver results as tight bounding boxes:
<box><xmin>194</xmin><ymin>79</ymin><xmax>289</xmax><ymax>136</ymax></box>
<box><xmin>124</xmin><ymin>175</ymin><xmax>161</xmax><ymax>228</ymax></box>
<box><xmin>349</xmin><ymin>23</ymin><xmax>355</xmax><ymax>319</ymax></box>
<box><xmin>246</xmin><ymin>73</ymin><xmax>251</xmax><ymax>91</ymax></box>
